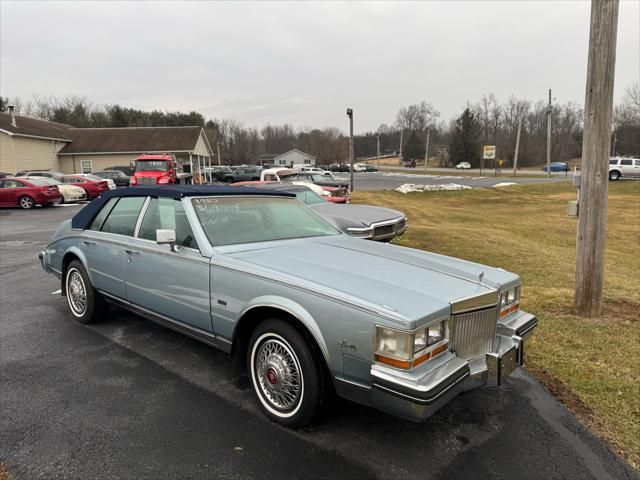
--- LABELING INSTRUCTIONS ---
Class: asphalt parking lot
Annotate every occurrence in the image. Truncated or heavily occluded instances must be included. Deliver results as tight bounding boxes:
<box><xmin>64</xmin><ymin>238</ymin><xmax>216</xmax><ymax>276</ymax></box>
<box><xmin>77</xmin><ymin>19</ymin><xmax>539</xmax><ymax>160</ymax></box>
<box><xmin>1</xmin><ymin>205</ymin><xmax>636</xmax><ymax>480</ymax></box>
<box><xmin>334</xmin><ymin>171</ymin><xmax>573</xmax><ymax>191</ymax></box>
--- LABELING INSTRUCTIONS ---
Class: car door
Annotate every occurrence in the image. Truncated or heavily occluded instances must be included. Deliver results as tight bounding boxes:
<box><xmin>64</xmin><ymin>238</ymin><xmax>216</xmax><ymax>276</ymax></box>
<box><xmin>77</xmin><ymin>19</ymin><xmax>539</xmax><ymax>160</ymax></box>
<box><xmin>124</xmin><ymin>197</ymin><xmax>212</xmax><ymax>332</ymax></box>
<box><xmin>0</xmin><ymin>180</ymin><xmax>16</xmax><ymax>206</ymax></box>
<box><xmin>619</xmin><ymin>159</ymin><xmax>634</xmax><ymax>177</ymax></box>
<box><xmin>82</xmin><ymin>196</ymin><xmax>146</xmax><ymax>299</ymax></box>
<box><xmin>634</xmin><ymin>160</ymin><xmax>640</xmax><ymax>178</ymax></box>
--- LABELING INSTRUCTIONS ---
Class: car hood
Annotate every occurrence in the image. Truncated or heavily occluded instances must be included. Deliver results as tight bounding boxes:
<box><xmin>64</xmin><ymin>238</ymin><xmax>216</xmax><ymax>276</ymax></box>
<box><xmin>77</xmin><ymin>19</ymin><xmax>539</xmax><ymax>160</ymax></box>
<box><xmin>216</xmin><ymin>236</ymin><xmax>518</xmax><ymax>328</ymax></box>
<box><xmin>308</xmin><ymin>203</ymin><xmax>404</xmax><ymax>228</ymax></box>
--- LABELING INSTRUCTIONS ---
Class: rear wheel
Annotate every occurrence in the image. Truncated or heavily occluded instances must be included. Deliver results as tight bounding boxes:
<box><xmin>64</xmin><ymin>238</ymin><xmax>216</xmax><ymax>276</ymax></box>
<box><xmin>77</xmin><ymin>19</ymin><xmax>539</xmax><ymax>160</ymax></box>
<box><xmin>248</xmin><ymin>319</ymin><xmax>325</xmax><ymax>428</ymax></box>
<box><xmin>18</xmin><ymin>195</ymin><xmax>35</xmax><ymax>209</ymax></box>
<box><xmin>64</xmin><ymin>260</ymin><xmax>106</xmax><ymax>324</ymax></box>
<box><xmin>609</xmin><ymin>170</ymin><xmax>621</xmax><ymax>181</ymax></box>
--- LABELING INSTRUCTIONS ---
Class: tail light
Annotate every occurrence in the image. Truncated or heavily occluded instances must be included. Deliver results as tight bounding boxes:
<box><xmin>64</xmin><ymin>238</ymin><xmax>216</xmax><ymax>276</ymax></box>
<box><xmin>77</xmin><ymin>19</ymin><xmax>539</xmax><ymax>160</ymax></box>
<box><xmin>130</xmin><ymin>176</ymin><xmax>138</xmax><ymax>185</ymax></box>
<box><xmin>98</xmin><ymin>181</ymin><xmax>108</xmax><ymax>189</ymax></box>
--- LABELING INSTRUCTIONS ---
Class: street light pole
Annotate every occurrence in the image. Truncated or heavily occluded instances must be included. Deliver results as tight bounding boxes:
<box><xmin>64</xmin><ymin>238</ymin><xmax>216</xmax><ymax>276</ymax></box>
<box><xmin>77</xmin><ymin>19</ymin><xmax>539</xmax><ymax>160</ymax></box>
<box><xmin>546</xmin><ymin>89</ymin><xmax>552</xmax><ymax>178</ymax></box>
<box><xmin>424</xmin><ymin>127</ymin><xmax>430</xmax><ymax>171</ymax></box>
<box><xmin>347</xmin><ymin>108</ymin><xmax>354</xmax><ymax>192</ymax></box>
<box><xmin>216</xmin><ymin>142</ymin><xmax>221</xmax><ymax>166</ymax></box>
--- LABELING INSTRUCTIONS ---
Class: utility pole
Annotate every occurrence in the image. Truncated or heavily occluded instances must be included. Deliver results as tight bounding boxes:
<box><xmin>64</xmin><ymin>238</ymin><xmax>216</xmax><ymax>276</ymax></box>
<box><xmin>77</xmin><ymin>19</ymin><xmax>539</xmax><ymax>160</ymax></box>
<box><xmin>513</xmin><ymin>111</ymin><xmax>523</xmax><ymax>177</ymax></box>
<box><xmin>424</xmin><ymin>128</ymin><xmax>430</xmax><ymax>171</ymax></box>
<box><xmin>347</xmin><ymin>108</ymin><xmax>354</xmax><ymax>192</ymax></box>
<box><xmin>376</xmin><ymin>134</ymin><xmax>380</xmax><ymax>162</ymax></box>
<box><xmin>546</xmin><ymin>89</ymin><xmax>552</xmax><ymax>178</ymax></box>
<box><xmin>216</xmin><ymin>142</ymin><xmax>222</xmax><ymax>166</ymax></box>
<box><xmin>574</xmin><ymin>0</ymin><xmax>619</xmax><ymax>317</ymax></box>
<box><xmin>399</xmin><ymin>129</ymin><xmax>403</xmax><ymax>165</ymax></box>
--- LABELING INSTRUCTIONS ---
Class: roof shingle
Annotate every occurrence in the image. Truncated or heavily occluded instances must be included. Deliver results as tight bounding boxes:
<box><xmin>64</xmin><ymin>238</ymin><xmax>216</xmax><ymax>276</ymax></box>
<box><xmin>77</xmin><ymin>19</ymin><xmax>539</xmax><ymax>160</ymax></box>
<box><xmin>0</xmin><ymin>113</ymin><xmax>73</xmax><ymax>141</ymax></box>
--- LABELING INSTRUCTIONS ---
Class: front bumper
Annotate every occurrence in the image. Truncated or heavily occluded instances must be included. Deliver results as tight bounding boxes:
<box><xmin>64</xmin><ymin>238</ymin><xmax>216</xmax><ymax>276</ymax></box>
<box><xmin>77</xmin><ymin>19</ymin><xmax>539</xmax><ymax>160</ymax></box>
<box><xmin>336</xmin><ymin>311</ymin><xmax>537</xmax><ymax>421</ymax></box>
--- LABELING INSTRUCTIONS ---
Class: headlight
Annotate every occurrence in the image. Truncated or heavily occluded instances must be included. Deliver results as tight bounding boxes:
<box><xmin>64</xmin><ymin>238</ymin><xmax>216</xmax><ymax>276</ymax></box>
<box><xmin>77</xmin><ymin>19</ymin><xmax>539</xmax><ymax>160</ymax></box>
<box><xmin>374</xmin><ymin>320</ymin><xmax>449</xmax><ymax>370</ymax></box>
<box><xmin>158</xmin><ymin>177</ymin><xmax>170</xmax><ymax>184</ymax></box>
<box><xmin>500</xmin><ymin>287</ymin><xmax>520</xmax><ymax>317</ymax></box>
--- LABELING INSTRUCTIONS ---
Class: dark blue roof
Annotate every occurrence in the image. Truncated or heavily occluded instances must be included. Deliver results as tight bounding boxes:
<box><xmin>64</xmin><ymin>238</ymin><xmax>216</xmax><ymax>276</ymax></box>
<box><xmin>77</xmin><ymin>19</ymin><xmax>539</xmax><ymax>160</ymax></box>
<box><xmin>71</xmin><ymin>184</ymin><xmax>294</xmax><ymax>230</ymax></box>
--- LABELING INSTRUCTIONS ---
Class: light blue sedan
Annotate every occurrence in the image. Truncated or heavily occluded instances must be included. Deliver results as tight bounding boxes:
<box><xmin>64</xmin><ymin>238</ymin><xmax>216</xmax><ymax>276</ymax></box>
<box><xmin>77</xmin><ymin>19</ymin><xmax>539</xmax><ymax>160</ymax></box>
<box><xmin>40</xmin><ymin>185</ymin><xmax>537</xmax><ymax>427</ymax></box>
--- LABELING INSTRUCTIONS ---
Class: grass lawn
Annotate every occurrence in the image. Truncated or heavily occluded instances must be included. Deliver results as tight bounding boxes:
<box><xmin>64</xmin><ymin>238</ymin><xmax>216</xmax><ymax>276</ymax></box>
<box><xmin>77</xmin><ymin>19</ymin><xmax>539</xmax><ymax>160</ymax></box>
<box><xmin>351</xmin><ymin>181</ymin><xmax>640</xmax><ymax>470</ymax></box>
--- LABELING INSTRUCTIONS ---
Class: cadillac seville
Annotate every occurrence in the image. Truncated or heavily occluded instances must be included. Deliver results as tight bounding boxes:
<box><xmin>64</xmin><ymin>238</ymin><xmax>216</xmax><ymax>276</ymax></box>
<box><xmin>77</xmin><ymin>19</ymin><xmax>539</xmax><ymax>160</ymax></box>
<box><xmin>40</xmin><ymin>185</ymin><xmax>537</xmax><ymax>427</ymax></box>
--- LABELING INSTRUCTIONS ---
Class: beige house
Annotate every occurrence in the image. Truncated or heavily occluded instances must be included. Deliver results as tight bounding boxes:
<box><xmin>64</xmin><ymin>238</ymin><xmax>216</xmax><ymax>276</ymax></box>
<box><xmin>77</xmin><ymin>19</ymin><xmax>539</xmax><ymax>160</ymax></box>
<box><xmin>1</xmin><ymin>111</ymin><xmax>213</xmax><ymax>176</ymax></box>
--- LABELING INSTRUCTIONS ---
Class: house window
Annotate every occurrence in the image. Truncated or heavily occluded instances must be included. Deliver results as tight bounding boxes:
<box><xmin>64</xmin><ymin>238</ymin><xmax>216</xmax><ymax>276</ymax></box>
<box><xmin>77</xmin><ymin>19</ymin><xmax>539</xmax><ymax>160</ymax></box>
<box><xmin>80</xmin><ymin>160</ymin><xmax>93</xmax><ymax>174</ymax></box>
<box><xmin>304</xmin><ymin>159</ymin><xmax>311</xmax><ymax>164</ymax></box>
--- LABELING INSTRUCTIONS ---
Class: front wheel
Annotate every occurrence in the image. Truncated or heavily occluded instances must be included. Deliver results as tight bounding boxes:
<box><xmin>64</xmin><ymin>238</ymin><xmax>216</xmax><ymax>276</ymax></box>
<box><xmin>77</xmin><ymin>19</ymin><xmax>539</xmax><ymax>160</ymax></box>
<box><xmin>64</xmin><ymin>260</ymin><xmax>106</xmax><ymax>324</ymax></box>
<box><xmin>248</xmin><ymin>319</ymin><xmax>325</xmax><ymax>428</ymax></box>
<box><xmin>609</xmin><ymin>170</ymin><xmax>621</xmax><ymax>181</ymax></box>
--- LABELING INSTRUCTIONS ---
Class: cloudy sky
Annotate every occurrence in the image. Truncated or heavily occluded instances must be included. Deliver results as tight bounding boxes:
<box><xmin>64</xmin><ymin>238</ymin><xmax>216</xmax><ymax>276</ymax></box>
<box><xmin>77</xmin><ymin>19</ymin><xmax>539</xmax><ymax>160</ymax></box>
<box><xmin>1</xmin><ymin>1</ymin><xmax>638</xmax><ymax>133</ymax></box>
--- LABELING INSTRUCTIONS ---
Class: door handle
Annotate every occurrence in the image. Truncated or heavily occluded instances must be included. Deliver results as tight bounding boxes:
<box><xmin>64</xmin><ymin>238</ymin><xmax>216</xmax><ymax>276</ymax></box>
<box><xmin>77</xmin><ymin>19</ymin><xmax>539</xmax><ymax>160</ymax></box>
<box><xmin>83</xmin><ymin>240</ymin><xmax>96</xmax><ymax>246</ymax></box>
<box><xmin>125</xmin><ymin>249</ymin><xmax>139</xmax><ymax>255</ymax></box>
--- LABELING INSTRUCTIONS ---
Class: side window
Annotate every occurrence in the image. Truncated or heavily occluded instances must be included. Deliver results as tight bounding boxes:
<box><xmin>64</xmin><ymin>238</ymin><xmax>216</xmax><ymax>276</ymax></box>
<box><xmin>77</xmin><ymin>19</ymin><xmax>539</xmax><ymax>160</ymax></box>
<box><xmin>621</xmin><ymin>159</ymin><xmax>633</xmax><ymax>166</ymax></box>
<box><xmin>609</xmin><ymin>159</ymin><xmax>618</xmax><ymax>165</ymax></box>
<box><xmin>100</xmin><ymin>197</ymin><xmax>146</xmax><ymax>236</ymax></box>
<box><xmin>635</xmin><ymin>160</ymin><xmax>640</xmax><ymax>167</ymax></box>
<box><xmin>138</xmin><ymin>198</ymin><xmax>198</xmax><ymax>249</ymax></box>
<box><xmin>1</xmin><ymin>180</ymin><xmax>22</xmax><ymax>188</ymax></box>
<box><xmin>89</xmin><ymin>197</ymin><xmax>119</xmax><ymax>231</ymax></box>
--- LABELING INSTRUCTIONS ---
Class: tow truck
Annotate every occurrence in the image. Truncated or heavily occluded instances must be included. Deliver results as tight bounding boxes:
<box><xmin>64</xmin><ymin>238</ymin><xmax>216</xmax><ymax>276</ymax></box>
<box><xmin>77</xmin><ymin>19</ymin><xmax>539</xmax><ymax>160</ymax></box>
<box><xmin>130</xmin><ymin>154</ymin><xmax>194</xmax><ymax>186</ymax></box>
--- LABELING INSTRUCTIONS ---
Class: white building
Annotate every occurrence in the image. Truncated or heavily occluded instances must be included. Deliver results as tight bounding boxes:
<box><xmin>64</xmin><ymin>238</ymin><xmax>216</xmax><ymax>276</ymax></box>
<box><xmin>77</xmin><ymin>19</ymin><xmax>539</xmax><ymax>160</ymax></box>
<box><xmin>272</xmin><ymin>149</ymin><xmax>316</xmax><ymax>167</ymax></box>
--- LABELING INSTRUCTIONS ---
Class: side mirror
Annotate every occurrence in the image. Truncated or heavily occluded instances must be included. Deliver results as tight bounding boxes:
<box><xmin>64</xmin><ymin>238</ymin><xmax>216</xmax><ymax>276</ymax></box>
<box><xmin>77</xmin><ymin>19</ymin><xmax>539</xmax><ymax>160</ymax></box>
<box><xmin>156</xmin><ymin>229</ymin><xmax>178</xmax><ymax>252</ymax></box>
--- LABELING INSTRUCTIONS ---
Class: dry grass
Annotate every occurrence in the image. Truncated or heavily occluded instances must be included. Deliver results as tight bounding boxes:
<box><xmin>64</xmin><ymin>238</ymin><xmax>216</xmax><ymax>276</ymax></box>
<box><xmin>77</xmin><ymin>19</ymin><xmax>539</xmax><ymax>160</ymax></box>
<box><xmin>352</xmin><ymin>181</ymin><xmax>640</xmax><ymax>470</ymax></box>
<box><xmin>0</xmin><ymin>463</ymin><xmax>10</xmax><ymax>480</ymax></box>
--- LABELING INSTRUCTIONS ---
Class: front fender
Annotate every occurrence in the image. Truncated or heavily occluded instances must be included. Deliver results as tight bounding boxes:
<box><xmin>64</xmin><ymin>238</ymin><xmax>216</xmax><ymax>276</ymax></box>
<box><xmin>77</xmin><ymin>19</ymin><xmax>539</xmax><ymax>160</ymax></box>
<box><xmin>239</xmin><ymin>295</ymin><xmax>330</xmax><ymax>364</ymax></box>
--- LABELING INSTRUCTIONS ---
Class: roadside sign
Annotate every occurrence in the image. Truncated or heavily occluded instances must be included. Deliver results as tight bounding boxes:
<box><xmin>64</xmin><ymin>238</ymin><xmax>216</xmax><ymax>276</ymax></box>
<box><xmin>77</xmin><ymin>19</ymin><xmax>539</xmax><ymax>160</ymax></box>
<box><xmin>483</xmin><ymin>145</ymin><xmax>496</xmax><ymax>160</ymax></box>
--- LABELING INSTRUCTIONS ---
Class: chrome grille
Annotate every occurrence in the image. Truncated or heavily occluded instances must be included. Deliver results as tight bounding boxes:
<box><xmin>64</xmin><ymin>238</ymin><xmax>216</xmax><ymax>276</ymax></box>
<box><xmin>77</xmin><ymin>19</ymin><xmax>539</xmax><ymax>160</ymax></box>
<box><xmin>373</xmin><ymin>224</ymin><xmax>395</xmax><ymax>237</ymax></box>
<box><xmin>449</xmin><ymin>307</ymin><xmax>498</xmax><ymax>360</ymax></box>
<box><xmin>137</xmin><ymin>177</ymin><xmax>157</xmax><ymax>185</ymax></box>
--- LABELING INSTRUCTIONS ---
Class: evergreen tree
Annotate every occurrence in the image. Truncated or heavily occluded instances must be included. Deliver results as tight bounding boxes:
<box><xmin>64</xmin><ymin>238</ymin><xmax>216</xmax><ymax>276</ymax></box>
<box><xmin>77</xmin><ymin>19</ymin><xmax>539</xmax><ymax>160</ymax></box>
<box><xmin>403</xmin><ymin>131</ymin><xmax>424</xmax><ymax>162</ymax></box>
<box><xmin>449</xmin><ymin>108</ymin><xmax>482</xmax><ymax>166</ymax></box>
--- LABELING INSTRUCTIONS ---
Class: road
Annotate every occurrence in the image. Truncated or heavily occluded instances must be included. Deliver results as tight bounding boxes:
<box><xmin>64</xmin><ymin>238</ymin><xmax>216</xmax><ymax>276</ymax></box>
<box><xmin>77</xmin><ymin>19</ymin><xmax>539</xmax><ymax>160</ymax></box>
<box><xmin>333</xmin><ymin>171</ymin><xmax>573</xmax><ymax>191</ymax></box>
<box><xmin>1</xmin><ymin>205</ymin><xmax>636</xmax><ymax>480</ymax></box>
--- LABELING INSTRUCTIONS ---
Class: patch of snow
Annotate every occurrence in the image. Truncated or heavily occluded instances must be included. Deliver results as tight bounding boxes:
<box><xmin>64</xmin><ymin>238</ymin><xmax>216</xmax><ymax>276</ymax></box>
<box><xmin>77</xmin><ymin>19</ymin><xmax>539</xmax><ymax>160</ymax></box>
<box><xmin>394</xmin><ymin>183</ymin><xmax>472</xmax><ymax>194</ymax></box>
<box><xmin>492</xmin><ymin>182</ymin><xmax>517</xmax><ymax>188</ymax></box>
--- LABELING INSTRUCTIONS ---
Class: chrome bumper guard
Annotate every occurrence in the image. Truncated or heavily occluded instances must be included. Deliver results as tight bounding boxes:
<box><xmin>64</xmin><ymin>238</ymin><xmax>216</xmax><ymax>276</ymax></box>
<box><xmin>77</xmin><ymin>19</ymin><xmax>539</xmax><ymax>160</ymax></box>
<box><xmin>364</xmin><ymin>311</ymin><xmax>537</xmax><ymax>421</ymax></box>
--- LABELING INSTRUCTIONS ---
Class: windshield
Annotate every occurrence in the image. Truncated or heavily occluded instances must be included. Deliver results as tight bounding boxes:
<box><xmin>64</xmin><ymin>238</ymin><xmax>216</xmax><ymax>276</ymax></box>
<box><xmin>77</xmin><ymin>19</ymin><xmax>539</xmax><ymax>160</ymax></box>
<box><xmin>136</xmin><ymin>160</ymin><xmax>170</xmax><ymax>172</ymax></box>
<box><xmin>192</xmin><ymin>196</ymin><xmax>338</xmax><ymax>246</ymax></box>
<box><xmin>83</xmin><ymin>175</ymin><xmax>104</xmax><ymax>181</ymax></box>
<box><xmin>290</xmin><ymin>189</ymin><xmax>325</xmax><ymax>205</ymax></box>
<box><xmin>28</xmin><ymin>178</ymin><xmax>54</xmax><ymax>186</ymax></box>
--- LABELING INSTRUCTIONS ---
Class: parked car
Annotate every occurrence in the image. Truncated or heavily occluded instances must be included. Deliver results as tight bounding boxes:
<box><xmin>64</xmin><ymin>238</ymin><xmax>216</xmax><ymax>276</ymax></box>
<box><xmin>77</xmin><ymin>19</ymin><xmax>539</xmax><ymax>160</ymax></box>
<box><xmin>15</xmin><ymin>169</ymin><xmax>65</xmax><ymax>178</ymax></box>
<box><xmin>203</xmin><ymin>166</ymin><xmax>234</xmax><ymax>182</ymax></box>
<box><xmin>0</xmin><ymin>177</ymin><xmax>62</xmax><ymax>209</ymax></box>
<box><xmin>297</xmin><ymin>166</ymin><xmax>330</xmax><ymax>175</ymax></box>
<box><xmin>95</xmin><ymin>170</ymin><xmax>131</xmax><ymax>187</ymax></box>
<box><xmin>353</xmin><ymin>163</ymin><xmax>367</xmax><ymax>172</ymax></box>
<box><xmin>56</xmin><ymin>174</ymin><xmax>111</xmax><ymax>199</ymax></box>
<box><xmin>330</xmin><ymin>163</ymin><xmax>351</xmax><ymax>173</ymax></box>
<box><xmin>254</xmin><ymin>183</ymin><xmax>406</xmax><ymax>241</ymax></box>
<box><xmin>0</xmin><ymin>172</ymin><xmax>13</xmax><ymax>179</ymax></box>
<box><xmin>40</xmin><ymin>185</ymin><xmax>537</xmax><ymax>428</ymax></box>
<box><xmin>542</xmin><ymin>162</ymin><xmax>569</xmax><ymax>172</ymax></box>
<box><xmin>456</xmin><ymin>162</ymin><xmax>471</xmax><ymax>170</ymax></box>
<box><xmin>609</xmin><ymin>157</ymin><xmax>640</xmax><ymax>180</ymax></box>
<box><xmin>104</xmin><ymin>165</ymin><xmax>135</xmax><ymax>176</ymax></box>
<box><xmin>364</xmin><ymin>164</ymin><xmax>379</xmax><ymax>172</ymax></box>
<box><xmin>17</xmin><ymin>176</ymin><xmax>86</xmax><ymax>203</ymax></box>
<box><xmin>261</xmin><ymin>168</ymin><xmax>349</xmax><ymax>189</ymax></box>
<box><xmin>223</xmin><ymin>166</ymin><xmax>263</xmax><ymax>183</ymax></box>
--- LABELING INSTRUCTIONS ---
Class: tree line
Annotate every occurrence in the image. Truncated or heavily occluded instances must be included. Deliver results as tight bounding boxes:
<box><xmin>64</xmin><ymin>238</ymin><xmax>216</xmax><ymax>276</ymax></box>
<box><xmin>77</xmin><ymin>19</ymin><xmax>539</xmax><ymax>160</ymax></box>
<box><xmin>1</xmin><ymin>84</ymin><xmax>638</xmax><ymax>166</ymax></box>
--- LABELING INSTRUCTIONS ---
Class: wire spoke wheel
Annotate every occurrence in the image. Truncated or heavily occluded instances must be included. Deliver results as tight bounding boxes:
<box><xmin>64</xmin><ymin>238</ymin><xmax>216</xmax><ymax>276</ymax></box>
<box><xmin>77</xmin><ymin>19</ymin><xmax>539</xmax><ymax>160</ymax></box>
<box><xmin>67</xmin><ymin>269</ymin><xmax>87</xmax><ymax>316</ymax></box>
<box><xmin>253</xmin><ymin>336</ymin><xmax>303</xmax><ymax>412</ymax></box>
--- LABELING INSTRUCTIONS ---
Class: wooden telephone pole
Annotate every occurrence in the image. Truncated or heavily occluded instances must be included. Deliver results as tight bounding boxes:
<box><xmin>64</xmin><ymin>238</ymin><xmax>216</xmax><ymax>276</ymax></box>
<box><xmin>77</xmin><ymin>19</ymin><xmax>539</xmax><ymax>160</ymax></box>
<box><xmin>424</xmin><ymin>128</ymin><xmax>430</xmax><ymax>171</ymax></box>
<box><xmin>574</xmin><ymin>0</ymin><xmax>619</xmax><ymax>317</ymax></box>
<box><xmin>512</xmin><ymin>111</ymin><xmax>523</xmax><ymax>177</ymax></box>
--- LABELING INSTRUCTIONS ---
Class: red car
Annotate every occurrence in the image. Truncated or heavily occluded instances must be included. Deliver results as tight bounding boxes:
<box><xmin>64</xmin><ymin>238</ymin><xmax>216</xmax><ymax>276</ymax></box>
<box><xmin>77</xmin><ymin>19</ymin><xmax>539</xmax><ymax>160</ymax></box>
<box><xmin>57</xmin><ymin>175</ymin><xmax>110</xmax><ymax>199</ymax></box>
<box><xmin>0</xmin><ymin>177</ymin><xmax>62</xmax><ymax>209</ymax></box>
